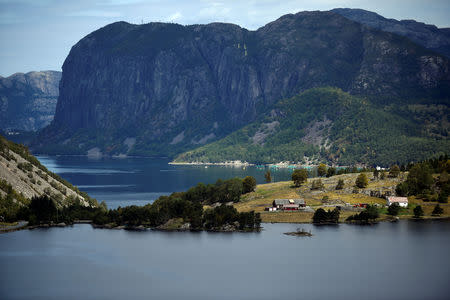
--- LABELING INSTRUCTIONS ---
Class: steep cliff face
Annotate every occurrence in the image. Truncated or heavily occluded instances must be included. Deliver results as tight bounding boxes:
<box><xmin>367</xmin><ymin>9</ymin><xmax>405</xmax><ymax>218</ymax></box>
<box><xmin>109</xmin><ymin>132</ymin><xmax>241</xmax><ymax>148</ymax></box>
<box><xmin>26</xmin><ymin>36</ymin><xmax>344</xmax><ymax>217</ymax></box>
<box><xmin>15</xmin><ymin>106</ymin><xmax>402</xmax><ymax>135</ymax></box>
<box><xmin>35</xmin><ymin>11</ymin><xmax>450</xmax><ymax>156</ymax></box>
<box><xmin>0</xmin><ymin>71</ymin><xmax>61</xmax><ymax>131</ymax></box>
<box><xmin>332</xmin><ymin>8</ymin><xmax>450</xmax><ymax>58</ymax></box>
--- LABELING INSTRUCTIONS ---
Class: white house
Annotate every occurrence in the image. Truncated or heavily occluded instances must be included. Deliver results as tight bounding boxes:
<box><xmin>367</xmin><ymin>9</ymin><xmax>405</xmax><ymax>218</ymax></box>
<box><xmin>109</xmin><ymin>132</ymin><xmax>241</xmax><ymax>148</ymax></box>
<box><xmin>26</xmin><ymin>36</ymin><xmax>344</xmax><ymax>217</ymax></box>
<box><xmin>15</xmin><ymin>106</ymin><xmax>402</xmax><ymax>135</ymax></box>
<box><xmin>386</xmin><ymin>196</ymin><xmax>408</xmax><ymax>207</ymax></box>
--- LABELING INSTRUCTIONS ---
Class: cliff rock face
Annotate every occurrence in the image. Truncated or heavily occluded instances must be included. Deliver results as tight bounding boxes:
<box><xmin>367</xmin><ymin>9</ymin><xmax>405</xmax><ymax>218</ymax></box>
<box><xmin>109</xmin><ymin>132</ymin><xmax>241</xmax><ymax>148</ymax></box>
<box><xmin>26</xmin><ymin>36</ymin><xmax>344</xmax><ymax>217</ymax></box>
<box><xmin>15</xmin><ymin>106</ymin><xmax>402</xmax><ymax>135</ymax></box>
<box><xmin>332</xmin><ymin>8</ymin><xmax>450</xmax><ymax>58</ymax></box>
<box><xmin>0</xmin><ymin>71</ymin><xmax>61</xmax><ymax>131</ymax></box>
<box><xmin>35</xmin><ymin>11</ymin><xmax>450</xmax><ymax>156</ymax></box>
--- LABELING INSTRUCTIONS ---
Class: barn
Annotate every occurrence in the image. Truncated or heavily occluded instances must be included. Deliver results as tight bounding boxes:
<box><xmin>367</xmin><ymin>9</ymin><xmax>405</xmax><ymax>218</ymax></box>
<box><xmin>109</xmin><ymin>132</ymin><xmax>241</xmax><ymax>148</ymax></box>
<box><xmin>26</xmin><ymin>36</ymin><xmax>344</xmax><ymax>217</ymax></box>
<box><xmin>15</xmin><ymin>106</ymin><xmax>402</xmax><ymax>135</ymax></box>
<box><xmin>272</xmin><ymin>199</ymin><xmax>306</xmax><ymax>210</ymax></box>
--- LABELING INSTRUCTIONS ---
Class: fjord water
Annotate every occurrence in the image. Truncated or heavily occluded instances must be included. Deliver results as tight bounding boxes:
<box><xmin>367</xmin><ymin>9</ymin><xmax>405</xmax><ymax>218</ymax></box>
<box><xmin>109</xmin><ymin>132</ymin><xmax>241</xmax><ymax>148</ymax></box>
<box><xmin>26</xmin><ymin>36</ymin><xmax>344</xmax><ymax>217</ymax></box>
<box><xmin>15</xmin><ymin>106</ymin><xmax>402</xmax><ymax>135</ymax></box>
<box><xmin>36</xmin><ymin>155</ymin><xmax>295</xmax><ymax>208</ymax></box>
<box><xmin>1</xmin><ymin>221</ymin><xmax>449</xmax><ymax>300</ymax></box>
<box><xmin>1</xmin><ymin>156</ymin><xmax>450</xmax><ymax>299</ymax></box>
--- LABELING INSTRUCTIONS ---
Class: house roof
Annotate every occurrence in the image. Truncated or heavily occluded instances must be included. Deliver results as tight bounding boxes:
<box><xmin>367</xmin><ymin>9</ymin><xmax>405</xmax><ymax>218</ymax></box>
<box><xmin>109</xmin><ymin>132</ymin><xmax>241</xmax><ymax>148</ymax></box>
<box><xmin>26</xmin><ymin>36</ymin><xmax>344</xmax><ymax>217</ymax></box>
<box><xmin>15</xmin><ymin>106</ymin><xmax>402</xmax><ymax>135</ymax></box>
<box><xmin>387</xmin><ymin>197</ymin><xmax>408</xmax><ymax>203</ymax></box>
<box><xmin>273</xmin><ymin>199</ymin><xmax>305</xmax><ymax>205</ymax></box>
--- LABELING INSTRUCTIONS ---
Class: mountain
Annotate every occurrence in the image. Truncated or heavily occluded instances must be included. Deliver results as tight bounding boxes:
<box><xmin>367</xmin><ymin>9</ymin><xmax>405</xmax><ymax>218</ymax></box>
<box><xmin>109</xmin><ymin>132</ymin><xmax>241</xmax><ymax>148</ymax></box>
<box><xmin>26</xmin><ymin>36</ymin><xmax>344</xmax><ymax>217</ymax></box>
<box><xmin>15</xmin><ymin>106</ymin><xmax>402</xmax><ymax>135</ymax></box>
<box><xmin>332</xmin><ymin>8</ymin><xmax>450</xmax><ymax>58</ymax></box>
<box><xmin>0</xmin><ymin>134</ymin><xmax>98</xmax><ymax>220</ymax></box>
<box><xmin>174</xmin><ymin>87</ymin><xmax>450</xmax><ymax>166</ymax></box>
<box><xmin>0</xmin><ymin>71</ymin><xmax>61</xmax><ymax>131</ymax></box>
<box><xmin>34</xmin><ymin>10</ymin><xmax>450</xmax><ymax>157</ymax></box>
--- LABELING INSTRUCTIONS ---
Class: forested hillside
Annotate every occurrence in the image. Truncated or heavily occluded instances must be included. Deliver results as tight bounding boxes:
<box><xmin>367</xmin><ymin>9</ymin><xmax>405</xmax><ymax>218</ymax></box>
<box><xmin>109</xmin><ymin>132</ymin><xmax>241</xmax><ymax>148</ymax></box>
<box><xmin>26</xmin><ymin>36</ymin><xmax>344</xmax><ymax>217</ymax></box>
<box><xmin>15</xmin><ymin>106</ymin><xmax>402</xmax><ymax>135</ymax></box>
<box><xmin>174</xmin><ymin>88</ymin><xmax>449</xmax><ymax>166</ymax></box>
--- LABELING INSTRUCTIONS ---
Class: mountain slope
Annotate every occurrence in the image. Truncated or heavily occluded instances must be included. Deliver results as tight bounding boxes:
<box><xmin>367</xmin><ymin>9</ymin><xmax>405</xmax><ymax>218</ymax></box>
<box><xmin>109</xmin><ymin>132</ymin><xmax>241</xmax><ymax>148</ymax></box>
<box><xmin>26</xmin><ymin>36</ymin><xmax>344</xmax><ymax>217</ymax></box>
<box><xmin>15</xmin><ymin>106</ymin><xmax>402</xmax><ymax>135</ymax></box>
<box><xmin>174</xmin><ymin>87</ymin><xmax>450</xmax><ymax>166</ymax></box>
<box><xmin>0</xmin><ymin>71</ymin><xmax>61</xmax><ymax>131</ymax></box>
<box><xmin>0</xmin><ymin>134</ymin><xmax>98</xmax><ymax>220</ymax></box>
<box><xmin>332</xmin><ymin>8</ymin><xmax>450</xmax><ymax>58</ymax></box>
<box><xmin>34</xmin><ymin>11</ymin><xmax>450</xmax><ymax>156</ymax></box>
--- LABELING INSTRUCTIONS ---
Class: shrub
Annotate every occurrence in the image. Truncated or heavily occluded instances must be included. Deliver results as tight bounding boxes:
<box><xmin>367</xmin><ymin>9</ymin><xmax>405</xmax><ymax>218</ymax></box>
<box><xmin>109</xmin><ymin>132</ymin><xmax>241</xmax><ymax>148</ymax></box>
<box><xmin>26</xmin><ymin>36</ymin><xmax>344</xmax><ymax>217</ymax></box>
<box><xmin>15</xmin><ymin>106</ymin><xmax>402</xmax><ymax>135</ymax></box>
<box><xmin>389</xmin><ymin>165</ymin><xmax>401</xmax><ymax>178</ymax></box>
<box><xmin>335</xmin><ymin>179</ymin><xmax>345</xmax><ymax>190</ymax></box>
<box><xmin>317</xmin><ymin>163</ymin><xmax>327</xmax><ymax>177</ymax></box>
<box><xmin>355</xmin><ymin>173</ymin><xmax>368</xmax><ymax>188</ymax></box>
<box><xmin>413</xmin><ymin>205</ymin><xmax>424</xmax><ymax>218</ymax></box>
<box><xmin>387</xmin><ymin>202</ymin><xmax>400</xmax><ymax>216</ymax></box>
<box><xmin>311</xmin><ymin>179</ymin><xmax>324</xmax><ymax>190</ymax></box>
<box><xmin>432</xmin><ymin>204</ymin><xmax>444</xmax><ymax>216</ymax></box>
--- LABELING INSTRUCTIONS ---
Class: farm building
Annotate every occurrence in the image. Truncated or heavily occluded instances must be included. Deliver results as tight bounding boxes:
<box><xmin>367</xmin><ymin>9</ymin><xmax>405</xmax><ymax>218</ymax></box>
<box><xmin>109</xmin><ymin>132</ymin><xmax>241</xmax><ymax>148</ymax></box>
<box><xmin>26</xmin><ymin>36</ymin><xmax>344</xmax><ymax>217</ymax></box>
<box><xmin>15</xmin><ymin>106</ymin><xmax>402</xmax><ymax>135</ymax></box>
<box><xmin>386</xmin><ymin>196</ymin><xmax>408</xmax><ymax>207</ymax></box>
<box><xmin>273</xmin><ymin>199</ymin><xmax>305</xmax><ymax>211</ymax></box>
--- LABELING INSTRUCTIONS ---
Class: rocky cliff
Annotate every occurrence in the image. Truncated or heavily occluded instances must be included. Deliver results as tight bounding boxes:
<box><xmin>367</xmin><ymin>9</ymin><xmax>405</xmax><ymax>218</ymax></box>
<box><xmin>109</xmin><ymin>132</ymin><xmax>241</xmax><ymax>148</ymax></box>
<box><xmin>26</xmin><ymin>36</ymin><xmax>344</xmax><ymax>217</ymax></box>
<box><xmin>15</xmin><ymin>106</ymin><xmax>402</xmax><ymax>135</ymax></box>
<box><xmin>332</xmin><ymin>8</ymin><xmax>450</xmax><ymax>58</ymax></box>
<box><xmin>0</xmin><ymin>71</ymin><xmax>61</xmax><ymax>131</ymax></box>
<box><xmin>35</xmin><ymin>11</ymin><xmax>450</xmax><ymax>157</ymax></box>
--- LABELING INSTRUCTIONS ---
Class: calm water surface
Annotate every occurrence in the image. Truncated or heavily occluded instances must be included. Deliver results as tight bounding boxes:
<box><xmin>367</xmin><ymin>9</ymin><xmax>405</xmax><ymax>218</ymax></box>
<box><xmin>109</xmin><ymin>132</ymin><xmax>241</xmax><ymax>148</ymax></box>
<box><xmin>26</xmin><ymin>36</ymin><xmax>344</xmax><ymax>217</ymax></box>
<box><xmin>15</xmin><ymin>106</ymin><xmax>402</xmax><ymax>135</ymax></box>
<box><xmin>1</xmin><ymin>156</ymin><xmax>449</xmax><ymax>299</ymax></box>
<box><xmin>1</xmin><ymin>221</ymin><xmax>449</xmax><ymax>300</ymax></box>
<box><xmin>36</xmin><ymin>156</ymin><xmax>295</xmax><ymax>208</ymax></box>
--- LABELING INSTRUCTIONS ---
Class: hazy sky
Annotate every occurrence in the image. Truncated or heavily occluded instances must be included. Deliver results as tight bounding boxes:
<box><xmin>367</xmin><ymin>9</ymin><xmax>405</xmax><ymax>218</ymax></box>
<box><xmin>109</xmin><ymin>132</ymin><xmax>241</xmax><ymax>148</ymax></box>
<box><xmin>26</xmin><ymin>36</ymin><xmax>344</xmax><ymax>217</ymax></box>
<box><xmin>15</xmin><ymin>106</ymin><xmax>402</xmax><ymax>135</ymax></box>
<box><xmin>1</xmin><ymin>0</ymin><xmax>449</xmax><ymax>77</ymax></box>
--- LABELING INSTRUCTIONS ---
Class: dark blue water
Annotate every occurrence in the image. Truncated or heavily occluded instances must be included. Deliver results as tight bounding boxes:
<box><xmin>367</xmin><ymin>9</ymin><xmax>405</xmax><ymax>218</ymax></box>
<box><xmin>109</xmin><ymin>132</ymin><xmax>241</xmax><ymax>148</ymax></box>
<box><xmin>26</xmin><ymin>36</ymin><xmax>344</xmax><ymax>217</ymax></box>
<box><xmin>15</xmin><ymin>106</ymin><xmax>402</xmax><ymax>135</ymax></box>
<box><xmin>37</xmin><ymin>156</ymin><xmax>295</xmax><ymax>209</ymax></box>
<box><xmin>1</xmin><ymin>221</ymin><xmax>449</xmax><ymax>300</ymax></box>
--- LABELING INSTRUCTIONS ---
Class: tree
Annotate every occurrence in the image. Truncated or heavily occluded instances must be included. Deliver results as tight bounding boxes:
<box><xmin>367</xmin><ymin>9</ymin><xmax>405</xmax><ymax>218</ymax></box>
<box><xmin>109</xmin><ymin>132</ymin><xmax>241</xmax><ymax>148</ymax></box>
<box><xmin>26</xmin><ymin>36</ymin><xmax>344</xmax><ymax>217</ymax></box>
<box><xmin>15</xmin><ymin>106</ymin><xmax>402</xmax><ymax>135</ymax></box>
<box><xmin>312</xmin><ymin>208</ymin><xmax>339</xmax><ymax>224</ymax></box>
<box><xmin>292</xmin><ymin>169</ymin><xmax>308</xmax><ymax>187</ymax></box>
<box><xmin>346</xmin><ymin>205</ymin><xmax>379</xmax><ymax>223</ymax></box>
<box><xmin>387</xmin><ymin>202</ymin><xmax>401</xmax><ymax>216</ymax></box>
<box><xmin>373</xmin><ymin>169</ymin><xmax>379</xmax><ymax>179</ymax></box>
<box><xmin>432</xmin><ymin>204</ymin><xmax>444</xmax><ymax>216</ymax></box>
<box><xmin>413</xmin><ymin>205</ymin><xmax>424</xmax><ymax>218</ymax></box>
<box><xmin>317</xmin><ymin>163</ymin><xmax>327</xmax><ymax>177</ymax></box>
<box><xmin>242</xmin><ymin>176</ymin><xmax>256</xmax><ymax>194</ymax></box>
<box><xmin>336</xmin><ymin>179</ymin><xmax>345</xmax><ymax>190</ymax></box>
<box><xmin>313</xmin><ymin>208</ymin><xmax>327</xmax><ymax>223</ymax></box>
<box><xmin>29</xmin><ymin>195</ymin><xmax>57</xmax><ymax>224</ymax></box>
<box><xmin>438</xmin><ymin>191</ymin><xmax>448</xmax><ymax>203</ymax></box>
<box><xmin>389</xmin><ymin>165</ymin><xmax>401</xmax><ymax>178</ymax></box>
<box><xmin>326</xmin><ymin>167</ymin><xmax>336</xmax><ymax>178</ymax></box>
<box><xmin>355</xmin><ymin>173</ymin><xmax>368</xmax><ymax>188</ymax></box>
<box><xmin>311</xmin><ymin>179</ymin><xmax>324</xmax><ymax>190</ymax></box>
<box><xmin>365</xmin><ymin>205</ymin><xmax>379</xmax><ymax>220</ymax></box>
<box><xmin>264</xmin><ymin>170</ymin><xmax>272</xmax><ymax>183</ymax></box>
<box><xmin>254</xmin><ymin>213</ymin><xmax>262</xmax><ymax>229</ymax></box>
<box><xmin>402</xmin><ymin>163</ymin><xmax>434</xmax><ymax>196</ymax></box>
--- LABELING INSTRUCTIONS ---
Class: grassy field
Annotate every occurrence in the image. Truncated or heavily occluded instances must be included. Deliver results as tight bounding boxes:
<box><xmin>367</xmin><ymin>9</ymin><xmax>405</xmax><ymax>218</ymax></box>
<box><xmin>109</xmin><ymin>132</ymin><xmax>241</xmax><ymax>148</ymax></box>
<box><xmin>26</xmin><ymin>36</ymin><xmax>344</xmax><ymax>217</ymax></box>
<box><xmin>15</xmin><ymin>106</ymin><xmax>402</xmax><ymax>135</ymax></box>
<box><xmin>234</xmin><ymin>172</ymin><xmax>450</xmax><ymax>223</ymax></box>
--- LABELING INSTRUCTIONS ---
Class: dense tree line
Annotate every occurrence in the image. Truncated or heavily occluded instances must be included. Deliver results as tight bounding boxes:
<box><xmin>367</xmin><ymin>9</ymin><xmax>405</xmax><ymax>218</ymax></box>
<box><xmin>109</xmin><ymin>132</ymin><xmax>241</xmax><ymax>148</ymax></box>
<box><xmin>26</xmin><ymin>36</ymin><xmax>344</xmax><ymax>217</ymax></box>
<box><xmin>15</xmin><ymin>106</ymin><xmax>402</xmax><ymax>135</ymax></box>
<box><xmin>346</xmin><ymin>205</ymin><xmax>379</xmax><ymax>224</ymax></box>
<box><xmin>396</xmin><ymin>156</ymin><xmax>449</xmax><ymax>203</ymax></box>
<box><xmin>312</xmin><ymin>208</ymin><xmax>340</xmax><ymax>224</ymax></box>
<box><xmin>3</xmin><ymin>176</ymin><xmax>261</xmax><ymax>231</ymax></box>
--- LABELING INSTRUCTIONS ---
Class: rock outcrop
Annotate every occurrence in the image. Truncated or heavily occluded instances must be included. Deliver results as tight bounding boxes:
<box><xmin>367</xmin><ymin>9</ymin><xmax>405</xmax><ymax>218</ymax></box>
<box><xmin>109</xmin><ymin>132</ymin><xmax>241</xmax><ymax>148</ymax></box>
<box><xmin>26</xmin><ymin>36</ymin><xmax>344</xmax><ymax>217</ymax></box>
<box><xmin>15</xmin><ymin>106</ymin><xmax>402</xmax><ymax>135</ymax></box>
<box><xmin>0</xmin><ymin>134</ymin><xmax>97</xmax><ymax>211</ymax></box>
<box><xmin>0</xmin><ymin>71</ymin><xmax>61</xmax><ymax>131</ymax></box>
<box><xmin>35</xmin><ymin>11</ymin><xmax>450</xmax><ymax>156</ymax></box>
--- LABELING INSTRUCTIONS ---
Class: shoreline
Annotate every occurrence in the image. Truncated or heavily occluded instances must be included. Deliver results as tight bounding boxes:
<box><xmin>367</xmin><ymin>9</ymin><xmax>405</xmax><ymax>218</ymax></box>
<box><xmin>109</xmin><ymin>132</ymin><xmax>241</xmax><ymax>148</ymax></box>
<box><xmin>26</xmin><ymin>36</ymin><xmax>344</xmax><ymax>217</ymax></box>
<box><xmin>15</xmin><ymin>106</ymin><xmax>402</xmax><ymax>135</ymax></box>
<box><xmin>3</xmin><ymin>216</ymin><xmax>449</xmax><ymax>234</ymax></box>
<box><xmin>169</xmin><ymin>160</ymin><xmax>254</xmax><ymax>167</ymax></box>
<box><xmin>169</xmin><ymin>160</ymin><xmax>354</xmax><ymax>169</ymax></box>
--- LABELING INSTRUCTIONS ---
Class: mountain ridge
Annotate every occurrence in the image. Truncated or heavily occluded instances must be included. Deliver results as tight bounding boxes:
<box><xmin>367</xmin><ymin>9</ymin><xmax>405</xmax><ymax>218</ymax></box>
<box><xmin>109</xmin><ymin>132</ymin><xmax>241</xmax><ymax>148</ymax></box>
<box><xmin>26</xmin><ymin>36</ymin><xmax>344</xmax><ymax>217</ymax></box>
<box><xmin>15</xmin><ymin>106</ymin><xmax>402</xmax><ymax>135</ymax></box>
<box><xmin>0</xmin><ymin>71</ymin><xmax>61</xmax><ymax>131</ymax></box>
<box><xmin>33</xmin><ymin>10</ymin><xmax>450</xmax><ymax>162</ymax></box>
<box><xmin>332</xmin><ymin>8</ymin><xmax>450</xmax><ymax>58</ymax></box>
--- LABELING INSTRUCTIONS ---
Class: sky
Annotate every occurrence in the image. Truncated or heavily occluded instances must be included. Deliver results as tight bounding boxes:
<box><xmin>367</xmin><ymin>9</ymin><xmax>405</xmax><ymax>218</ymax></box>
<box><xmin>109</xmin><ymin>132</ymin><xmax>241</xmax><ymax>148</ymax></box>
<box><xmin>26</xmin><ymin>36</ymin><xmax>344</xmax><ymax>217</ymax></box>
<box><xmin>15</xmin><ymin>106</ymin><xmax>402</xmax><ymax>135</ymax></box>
<box><xmin>1</xmin><ymin>0</ymin><xmax>449</xmax><ymax>77</ymax></box>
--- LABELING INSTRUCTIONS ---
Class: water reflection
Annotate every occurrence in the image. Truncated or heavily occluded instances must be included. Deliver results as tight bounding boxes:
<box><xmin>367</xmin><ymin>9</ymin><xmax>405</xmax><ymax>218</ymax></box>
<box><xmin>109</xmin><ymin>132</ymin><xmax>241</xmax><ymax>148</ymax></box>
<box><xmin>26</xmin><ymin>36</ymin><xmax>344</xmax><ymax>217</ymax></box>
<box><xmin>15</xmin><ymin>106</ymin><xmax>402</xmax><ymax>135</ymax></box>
<box><xmin>1</xmin><ymin>222</ymin><xmax>449</xmax><ymax>300</ymax></box>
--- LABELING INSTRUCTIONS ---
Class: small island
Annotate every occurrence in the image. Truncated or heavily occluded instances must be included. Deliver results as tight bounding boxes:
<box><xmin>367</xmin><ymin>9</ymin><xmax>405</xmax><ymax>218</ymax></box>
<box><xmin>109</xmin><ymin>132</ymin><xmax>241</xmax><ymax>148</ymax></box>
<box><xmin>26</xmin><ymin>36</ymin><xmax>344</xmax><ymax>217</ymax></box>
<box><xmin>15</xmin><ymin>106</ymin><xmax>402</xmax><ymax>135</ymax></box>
<box><xmin>284</xmin><ymin>228</ymin><xmax>313</xmax><ymax>237</ymax></box>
